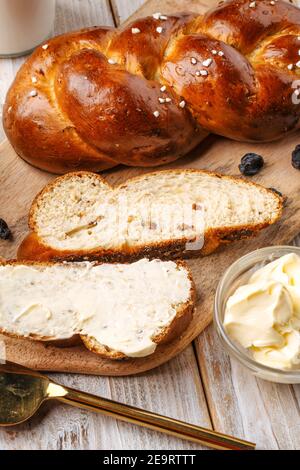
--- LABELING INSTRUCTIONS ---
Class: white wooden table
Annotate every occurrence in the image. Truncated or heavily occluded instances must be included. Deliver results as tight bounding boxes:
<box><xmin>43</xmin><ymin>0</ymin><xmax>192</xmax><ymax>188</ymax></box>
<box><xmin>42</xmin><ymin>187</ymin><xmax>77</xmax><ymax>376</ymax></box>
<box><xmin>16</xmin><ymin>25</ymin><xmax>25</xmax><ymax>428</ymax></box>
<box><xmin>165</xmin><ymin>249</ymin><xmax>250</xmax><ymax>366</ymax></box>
<box><xmin>0</xmin><ymin>0</ymin><xmax>300</xmax><ymax>450</ymax></box>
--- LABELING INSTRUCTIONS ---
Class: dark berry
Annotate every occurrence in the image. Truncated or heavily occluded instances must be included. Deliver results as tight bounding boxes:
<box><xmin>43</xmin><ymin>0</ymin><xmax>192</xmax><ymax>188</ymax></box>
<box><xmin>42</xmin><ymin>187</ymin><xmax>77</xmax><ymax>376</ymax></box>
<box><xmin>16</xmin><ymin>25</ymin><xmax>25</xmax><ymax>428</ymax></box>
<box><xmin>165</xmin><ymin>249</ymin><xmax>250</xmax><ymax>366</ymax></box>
<box><xmin>268</xmin><ymin>187</ymin><xmax>283</xmax><ymax>198</ymax></box>
<box><xmin>0</xmin><ymin>218</ymin><xmax>12</xmax><ymax>240</ymax></box>
<box><xmin>292</xmin><ymin>145</ymin><xmax>300</xmax><ymax>170</ymax></box>
<box><xmin>239</xmin><ymin>153</ymin><xmax>264</xmax><ymax>176</ymax></box>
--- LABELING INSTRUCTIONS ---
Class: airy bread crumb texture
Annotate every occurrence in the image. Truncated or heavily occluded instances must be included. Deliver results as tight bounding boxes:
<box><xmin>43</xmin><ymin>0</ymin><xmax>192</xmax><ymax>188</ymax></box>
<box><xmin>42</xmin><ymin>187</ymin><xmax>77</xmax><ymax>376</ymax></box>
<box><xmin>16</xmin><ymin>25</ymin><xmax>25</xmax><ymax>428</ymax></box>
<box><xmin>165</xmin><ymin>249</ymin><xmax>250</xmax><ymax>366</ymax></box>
<box><xmin>31</xmin><ymin>170</ymin><xmax>282</xmax><ymax>253</ymax></box>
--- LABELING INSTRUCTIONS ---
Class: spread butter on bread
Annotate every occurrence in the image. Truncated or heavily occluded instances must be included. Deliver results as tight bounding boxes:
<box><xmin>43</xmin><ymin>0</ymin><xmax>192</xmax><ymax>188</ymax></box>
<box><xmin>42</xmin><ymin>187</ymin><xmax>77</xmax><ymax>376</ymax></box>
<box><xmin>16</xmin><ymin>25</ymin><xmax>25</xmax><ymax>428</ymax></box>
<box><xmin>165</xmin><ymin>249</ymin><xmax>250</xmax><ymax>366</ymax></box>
<box><xmin>0</xmin><ymin>259</ymin><xmax>194</xmax><ymax>359</ymax></box>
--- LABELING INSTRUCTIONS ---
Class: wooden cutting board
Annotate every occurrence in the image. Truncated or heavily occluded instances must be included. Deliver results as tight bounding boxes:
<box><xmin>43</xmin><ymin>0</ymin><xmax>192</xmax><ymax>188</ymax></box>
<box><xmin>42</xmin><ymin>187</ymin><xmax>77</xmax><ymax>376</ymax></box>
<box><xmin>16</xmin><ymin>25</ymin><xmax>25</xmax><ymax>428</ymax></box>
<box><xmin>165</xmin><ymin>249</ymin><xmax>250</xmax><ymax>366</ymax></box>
<box><xmin>1</xmin><ymin>0</ymin><xmax>300</xmax><ymax>376</ymax></box>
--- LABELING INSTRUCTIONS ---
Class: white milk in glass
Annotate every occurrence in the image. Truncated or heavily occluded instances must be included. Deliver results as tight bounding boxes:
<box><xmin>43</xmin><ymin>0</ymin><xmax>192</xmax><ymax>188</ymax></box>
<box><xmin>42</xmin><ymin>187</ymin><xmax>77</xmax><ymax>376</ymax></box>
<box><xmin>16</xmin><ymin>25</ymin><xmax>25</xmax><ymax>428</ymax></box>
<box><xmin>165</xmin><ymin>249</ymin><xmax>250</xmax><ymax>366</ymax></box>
<box><xmin>0</xmin><ymin>0</ymin><xmax>56</xmax><ymax>57</ymax></box>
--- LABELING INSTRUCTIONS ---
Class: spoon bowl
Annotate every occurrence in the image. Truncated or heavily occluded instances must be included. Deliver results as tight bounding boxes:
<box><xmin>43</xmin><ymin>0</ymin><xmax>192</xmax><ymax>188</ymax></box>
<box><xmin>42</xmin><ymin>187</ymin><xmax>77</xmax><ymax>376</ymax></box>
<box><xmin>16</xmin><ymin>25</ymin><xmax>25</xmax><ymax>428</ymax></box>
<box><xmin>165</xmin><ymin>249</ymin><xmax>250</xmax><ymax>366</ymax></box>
<box><xmin>0</xmin><ymin>361</ymin><xmax>51</xmax><ymax>426</ymax></box>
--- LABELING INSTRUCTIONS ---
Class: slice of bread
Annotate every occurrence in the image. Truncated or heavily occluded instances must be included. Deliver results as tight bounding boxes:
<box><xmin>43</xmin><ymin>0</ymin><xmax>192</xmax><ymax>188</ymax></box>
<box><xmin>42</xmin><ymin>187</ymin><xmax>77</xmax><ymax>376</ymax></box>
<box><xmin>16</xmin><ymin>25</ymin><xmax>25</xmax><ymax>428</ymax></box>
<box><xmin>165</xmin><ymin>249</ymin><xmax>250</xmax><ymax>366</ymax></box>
<box><xmin>18</xmin><ymin>169</ymin><xmax>283</xmax><ymax>262</ymax></box>
<box><xmin>0</xmin><ymin>258</ymin><xmax>194</xmax><ymax>359</ymax></box>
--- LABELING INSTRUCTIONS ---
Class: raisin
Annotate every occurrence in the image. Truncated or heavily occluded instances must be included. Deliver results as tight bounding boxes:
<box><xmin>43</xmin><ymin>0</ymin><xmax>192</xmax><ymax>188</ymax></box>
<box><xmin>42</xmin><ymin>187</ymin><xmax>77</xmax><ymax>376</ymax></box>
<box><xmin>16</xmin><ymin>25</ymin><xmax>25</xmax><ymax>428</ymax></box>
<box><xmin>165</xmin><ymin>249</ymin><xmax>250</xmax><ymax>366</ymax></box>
<box><xmin>292</xmin><ymin>145</ymin><xmax>300</xmax><ymax>170</ymax></box>
<box><xmin>0</xmin><ymin>218</ymin><xmax>12</xmax><ymax>240</ymax></box>
<box><xmin>239</xmin><ymin>153</ymin><xmax>264</xmax><ymax>176</ymax></box>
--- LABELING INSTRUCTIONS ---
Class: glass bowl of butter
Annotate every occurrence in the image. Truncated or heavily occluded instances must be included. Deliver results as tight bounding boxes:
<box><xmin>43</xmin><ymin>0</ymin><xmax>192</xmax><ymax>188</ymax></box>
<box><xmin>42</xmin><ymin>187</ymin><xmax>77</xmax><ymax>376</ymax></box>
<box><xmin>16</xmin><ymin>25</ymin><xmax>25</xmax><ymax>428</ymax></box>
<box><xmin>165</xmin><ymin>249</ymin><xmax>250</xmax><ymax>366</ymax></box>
<box><xmin>214</xmin><ymin>246</ymin><xmax>300</xmax><ymax>384</ymax></box>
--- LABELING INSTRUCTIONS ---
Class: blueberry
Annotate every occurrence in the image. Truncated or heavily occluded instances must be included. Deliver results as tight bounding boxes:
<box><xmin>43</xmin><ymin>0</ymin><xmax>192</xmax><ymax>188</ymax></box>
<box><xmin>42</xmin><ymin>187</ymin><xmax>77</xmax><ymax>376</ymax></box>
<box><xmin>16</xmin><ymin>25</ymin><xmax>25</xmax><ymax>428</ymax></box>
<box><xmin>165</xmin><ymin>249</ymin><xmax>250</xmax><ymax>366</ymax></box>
<box><xmin>239</xmin><ymin>153</ymin><xmax>264</xmax><ymax>176</ymax></box>
<box><xmin>292</xmin><ymin>145</ymin><xmax>300</xmax><ymax>170</ymax></box>
<box><xmin>0</xmin><ymin>218</ymin><xmax>12</xmax><ymax>240</ymax></box>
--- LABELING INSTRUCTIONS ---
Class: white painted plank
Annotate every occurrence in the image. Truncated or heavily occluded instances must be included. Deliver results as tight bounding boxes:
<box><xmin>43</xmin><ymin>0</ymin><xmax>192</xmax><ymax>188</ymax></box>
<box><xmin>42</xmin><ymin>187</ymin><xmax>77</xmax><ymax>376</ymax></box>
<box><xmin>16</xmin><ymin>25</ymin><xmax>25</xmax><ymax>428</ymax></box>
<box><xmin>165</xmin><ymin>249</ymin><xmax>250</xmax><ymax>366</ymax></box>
<box><xmin>111</xmin><ymin>0</ymin><xmax>145</xmax><ymax>25</ymax></box>
<box><xmin>54</xmin><ymin>0</ymin><xmax>113</xmax><ymax>34</ymax></box>
<box><xmin>195</xmin><ymin>323</ymin><xmax>300</xmax><ymax>450</ymax></box>
<box><xmin>0</xmin><ymin>346</ymin><xmax>211</xmax><ymax>450</ymax></box>
<box><xmin>195</xmin><ymin>325</ymin><xmax>275</xmax><ymax>450</ymax></box>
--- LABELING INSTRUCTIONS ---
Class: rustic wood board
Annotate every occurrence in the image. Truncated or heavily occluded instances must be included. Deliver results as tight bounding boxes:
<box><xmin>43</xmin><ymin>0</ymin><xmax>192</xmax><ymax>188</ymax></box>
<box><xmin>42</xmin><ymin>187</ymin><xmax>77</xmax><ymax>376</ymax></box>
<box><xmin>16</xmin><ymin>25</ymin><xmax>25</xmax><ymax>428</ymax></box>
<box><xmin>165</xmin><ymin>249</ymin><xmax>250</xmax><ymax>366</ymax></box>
<box><xmin>1</xmin><ymin>0</ymin><xmax>300</xmax><ymax>376</ymax></box>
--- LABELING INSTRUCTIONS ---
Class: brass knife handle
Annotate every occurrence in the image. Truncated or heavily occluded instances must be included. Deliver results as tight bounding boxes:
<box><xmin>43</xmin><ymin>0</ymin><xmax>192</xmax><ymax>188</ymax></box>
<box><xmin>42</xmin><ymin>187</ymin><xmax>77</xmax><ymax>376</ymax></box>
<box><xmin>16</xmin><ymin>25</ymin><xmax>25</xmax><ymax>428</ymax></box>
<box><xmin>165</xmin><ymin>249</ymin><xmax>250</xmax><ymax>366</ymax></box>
<box><xmin>56</xmin><ymin>386</ymin><xmax>255</xmax><ymax>450</ymax></box>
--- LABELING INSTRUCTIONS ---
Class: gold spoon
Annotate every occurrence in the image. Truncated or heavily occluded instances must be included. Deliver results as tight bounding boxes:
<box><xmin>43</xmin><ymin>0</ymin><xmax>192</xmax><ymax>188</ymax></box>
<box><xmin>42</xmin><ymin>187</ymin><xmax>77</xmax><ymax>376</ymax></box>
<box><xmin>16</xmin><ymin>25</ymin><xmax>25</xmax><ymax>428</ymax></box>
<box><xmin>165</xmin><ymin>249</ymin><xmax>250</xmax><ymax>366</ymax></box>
<box><xmin>0</xmin><ymin>361</ymin><xmax>255</xmax><ymax>450</ymax></box>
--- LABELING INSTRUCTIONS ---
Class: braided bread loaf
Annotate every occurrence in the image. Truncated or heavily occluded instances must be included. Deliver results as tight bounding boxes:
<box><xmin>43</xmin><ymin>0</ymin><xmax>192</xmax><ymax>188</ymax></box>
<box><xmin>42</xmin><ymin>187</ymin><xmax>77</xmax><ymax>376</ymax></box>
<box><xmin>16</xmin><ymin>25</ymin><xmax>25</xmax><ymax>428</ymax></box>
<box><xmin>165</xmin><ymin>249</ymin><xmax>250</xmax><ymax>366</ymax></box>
<box><xmin>3</xmin><ymin>0</ymin><xmax>300</xmax><ymax>174</ymax></box>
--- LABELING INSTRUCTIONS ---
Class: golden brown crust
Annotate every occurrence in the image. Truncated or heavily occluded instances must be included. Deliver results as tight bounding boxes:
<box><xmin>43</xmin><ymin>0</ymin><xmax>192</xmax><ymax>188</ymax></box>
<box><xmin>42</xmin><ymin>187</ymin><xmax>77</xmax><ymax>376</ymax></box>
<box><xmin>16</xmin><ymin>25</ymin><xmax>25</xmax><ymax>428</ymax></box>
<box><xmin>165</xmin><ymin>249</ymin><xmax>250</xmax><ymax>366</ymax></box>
<box><xmin>0</xmin><ymin>259</ymin><xmax>195</xmax><ymax>360</ymax></box>
<box><xmin>17</xmin><ymin>169</ymin><xmax>284</xmax><ymax>262</ymax></box>
<box><xmin>3</xmin><ymin>0</ymin><xmax>300</xmax><ymax>174</ymax></box>
<box><xmin>162</xmin><ymin>0</ymin><xmax>300</xmax><ymax>142</ymax></box>
<box><xmin>2</xmin><ymin>18</ymin><xmax>205</xmax><ymax>174</ymax></box>
<box><xmin>0</xmin><ymin>327</ymin><xmax>81</xmax><ymax>348</ymax></box>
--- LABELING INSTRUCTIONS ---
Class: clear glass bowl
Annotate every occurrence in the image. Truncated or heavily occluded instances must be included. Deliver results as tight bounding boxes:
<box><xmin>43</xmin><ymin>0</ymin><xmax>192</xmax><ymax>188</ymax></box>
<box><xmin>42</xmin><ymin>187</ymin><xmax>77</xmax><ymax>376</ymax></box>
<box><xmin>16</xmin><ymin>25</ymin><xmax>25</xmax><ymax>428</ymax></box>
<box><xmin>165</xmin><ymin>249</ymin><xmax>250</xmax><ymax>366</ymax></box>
<box><xmin>214</xmin><ymin>245</ymin><xmax>300</xmax><ymax>384</ymax></box>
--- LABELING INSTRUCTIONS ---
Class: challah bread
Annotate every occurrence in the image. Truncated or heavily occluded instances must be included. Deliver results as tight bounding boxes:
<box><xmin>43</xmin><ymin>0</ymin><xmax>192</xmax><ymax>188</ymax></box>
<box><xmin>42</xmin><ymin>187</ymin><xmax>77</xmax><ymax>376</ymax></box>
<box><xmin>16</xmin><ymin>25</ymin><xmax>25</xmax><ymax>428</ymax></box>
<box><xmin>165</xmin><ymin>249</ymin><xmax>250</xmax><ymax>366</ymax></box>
<box><xmin>17</xmin><ymin>169</ymin><xmax>283</xmax><ymax>262</ymax></box>
<box><xmin>3</xmin><ymin>0</ymin><xmax>300</xmax><ymax>174</ymax></box>
<box><xmin>0</xmin><ymin>259</ymin><xmax>194</xmax><ymax>359</ymax></box>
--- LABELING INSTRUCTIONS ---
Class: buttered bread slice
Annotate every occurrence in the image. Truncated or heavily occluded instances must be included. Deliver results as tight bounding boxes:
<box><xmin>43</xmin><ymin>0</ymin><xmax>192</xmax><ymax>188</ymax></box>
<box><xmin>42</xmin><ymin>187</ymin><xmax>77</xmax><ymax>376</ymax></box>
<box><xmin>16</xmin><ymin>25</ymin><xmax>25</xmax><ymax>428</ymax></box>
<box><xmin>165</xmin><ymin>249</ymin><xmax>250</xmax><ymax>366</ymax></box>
<box><xmin>18</xmin><ymin>169</ymin><xmax>283</xmax><ymax>262</ymax></box>
<box><xmin>0</xmin><ymin>259</ymin><xmax>194</xmax><ymax>358</ymax></box>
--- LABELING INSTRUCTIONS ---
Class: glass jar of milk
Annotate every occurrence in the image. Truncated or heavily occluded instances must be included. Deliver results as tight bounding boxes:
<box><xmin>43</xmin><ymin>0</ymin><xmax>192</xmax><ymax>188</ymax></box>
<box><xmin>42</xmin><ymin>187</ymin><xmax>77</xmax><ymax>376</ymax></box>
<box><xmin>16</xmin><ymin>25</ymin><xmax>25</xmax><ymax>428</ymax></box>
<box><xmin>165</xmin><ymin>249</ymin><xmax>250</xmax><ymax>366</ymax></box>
<box><xmin>0</xmin><ymin>0</ymin><xmax>56</xmax><ymax>57</ymax></box>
